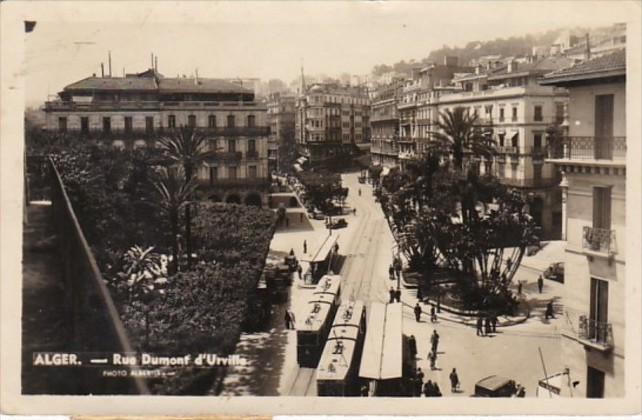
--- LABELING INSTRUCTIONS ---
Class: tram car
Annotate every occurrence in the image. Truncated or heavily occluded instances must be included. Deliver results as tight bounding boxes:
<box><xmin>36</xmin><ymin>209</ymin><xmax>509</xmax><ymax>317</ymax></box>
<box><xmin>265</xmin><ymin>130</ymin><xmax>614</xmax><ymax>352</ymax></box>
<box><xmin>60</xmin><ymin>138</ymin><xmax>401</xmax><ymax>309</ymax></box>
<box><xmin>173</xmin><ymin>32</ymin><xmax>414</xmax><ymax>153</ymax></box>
<box><xmin>296</xmin><ymin>274</ymin><xmax>342</xmax><ymax>368</ymax></box>
<box><xmin>316</xmin><ymin>300</ymin><xmax>367</xmax><ymax>396</ymax></box>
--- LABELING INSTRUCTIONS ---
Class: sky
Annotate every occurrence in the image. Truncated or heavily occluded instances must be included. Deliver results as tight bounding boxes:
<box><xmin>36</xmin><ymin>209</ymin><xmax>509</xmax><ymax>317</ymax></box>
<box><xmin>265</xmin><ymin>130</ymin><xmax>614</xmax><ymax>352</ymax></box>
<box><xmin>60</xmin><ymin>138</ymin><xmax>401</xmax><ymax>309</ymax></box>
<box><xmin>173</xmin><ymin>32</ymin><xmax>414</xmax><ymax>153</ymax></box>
<box><xmin>22</xmin><ymin>1</ymin><xmax>636</xmax><ymax>106</ymax></box>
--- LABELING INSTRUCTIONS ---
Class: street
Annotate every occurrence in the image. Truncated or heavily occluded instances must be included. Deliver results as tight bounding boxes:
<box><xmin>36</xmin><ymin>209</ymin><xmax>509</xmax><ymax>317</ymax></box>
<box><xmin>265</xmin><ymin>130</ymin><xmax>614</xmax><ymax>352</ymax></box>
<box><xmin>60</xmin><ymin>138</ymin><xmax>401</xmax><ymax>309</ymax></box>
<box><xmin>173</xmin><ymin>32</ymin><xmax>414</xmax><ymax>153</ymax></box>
<box><xmin>222</xmin><ymin>171</ymin><xmax>563</xmax><ymax>397</ymax></box>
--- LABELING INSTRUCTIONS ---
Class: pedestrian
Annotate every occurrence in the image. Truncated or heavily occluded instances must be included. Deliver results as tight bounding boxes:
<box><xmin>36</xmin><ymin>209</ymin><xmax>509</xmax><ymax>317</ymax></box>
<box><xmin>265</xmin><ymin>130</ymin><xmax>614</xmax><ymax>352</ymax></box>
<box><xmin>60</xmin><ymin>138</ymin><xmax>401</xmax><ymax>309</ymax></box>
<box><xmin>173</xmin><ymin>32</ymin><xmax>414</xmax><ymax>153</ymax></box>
<box><xmin>303</xmin><ymin>240</ymin><xmax>307</xmax><ymax>254</ymax></box>
<box><xmin>538</xmin><ymin>274</ymin><xmax>544</xmax><ymax>293</ymax></box>
<box><xmin>433</xmin><ymin>382</ymin><xmax>442</xmax><ymax>397</ymax></box>
<box><xmin>388</xmin><ymin>264</ymin><xmax>395</xmax><ymax>280</ymax></box>
<box><xmin>297</xmin><ymin>264</ymin><xmax>303</xmax><ymax>280</ymax></box>
<box><xmin>430</xmin><ymin>329</ymin><xmax>440</xmax><ymax>354</ymax></box>
<box><xmin>506</xmin><ymin>257</ymin><xmax>512</xmax><ymax>272</ymax></box>
<box><xmin>284</xmin><ymin>310</ymin><xmax>292</xmax><ymax>329</ymax></box>
<box><xmin>545</xmin><ymin>300</ymin><xmax>554</xmax><ymax>319</ymax></box>
<box><xmin>491</xmin><ymin>315</ymin><xmax>497</xmax><ymax>333</ymax></box>
<box><xmin>449</xmin><ymin>368</ymin><xmax>460</xmax><ymax>393</ymax></box>
<box><xmin>395</xmin><ymin>288</ymin><xmax>401</xmax><ymax>303</ymax></box>
<box><xmin>395</xmin><ymin>267</ymin><xmax>401</xmax><ymax>281</ymax></box>
<box><xmin>289</xmin><ymin>248</ymin><xmax>295</xmax><ymax>256</ymax></box>
<box><xmin>353</xmin><ymin>208</ymin><xmax>357</xmax><ymax>216</ymax></box>
<box><xmin>428</xmin><ymin>350</ymin><xmax>437</xmax><ymax>370</ymax></box>
<box><xmin>334</xmin><ymin>243</ymin><xmax>339</xmax><ymax>254</ymax></box>
<box><xmin>409</xmin><ymin>335</ymin><xmax>417</xmax><ymax>359</ymax></box>
<box><xmin>288</xmin><ymin>310</ymin><xmax>296</xmax><ymax>329</ymax></box>
<box><xmin>416</xmin><ymin>367</ymin><xmax>424</xmax><ymax>383</ymax></box>
<box><xmin>423</xmin><ymin>380</ymin><xmax>434</xmax><ymax>397</ymax></box>
<box><xmin>476</xmin><ymin>316</ymin><xmax>484</xmax><ymax>336</ymax></box>
<box><xmin>414</xmin><ymin>302</ymin><xmax>422</xmax><ymax>322</ymax></box>
<box><xmin>430</xmin><ymin>305</ymin><xmax>437</xmax><ymax>323</ymax></box>
<box><xmin>417</xmin><ymin>286</ymin><xmax>423</xmax><ymax>302</ymax></box>
<box><xmin>358</xmin><ymin>188</ymin><xmax>361</xmax><ymax>196</ymax></box>
<box><xmin>484</xmin><ymin>317</ymin><xmax>492</xmax><ymax>335</ymax></box>
<box><xmin>518</xmin><ymin>281</ymin><xmax>522</xmax><ymax>296</ymax></box>
<box><xmin>389</xmin><ymin>287</ymin><xmax>395</xmax><ymax>303</ymax></box>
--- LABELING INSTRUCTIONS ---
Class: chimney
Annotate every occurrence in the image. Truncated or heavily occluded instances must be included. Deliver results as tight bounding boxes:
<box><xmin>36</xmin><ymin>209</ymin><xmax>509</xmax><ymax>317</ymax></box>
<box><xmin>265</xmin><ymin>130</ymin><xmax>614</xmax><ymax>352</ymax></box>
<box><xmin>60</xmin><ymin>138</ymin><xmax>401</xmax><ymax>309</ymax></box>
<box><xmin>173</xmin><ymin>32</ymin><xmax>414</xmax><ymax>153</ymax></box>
<box><xmin>508</xmin><ymin>60</ymin><xmax>518</xmax><ymax>73</ymax></box>
<box><xmin>151</xmin><ymin>53</ymin><xmax>154</xmax><ymax>69</ymax></box>
<box><xmin>155</xmin><ymin>56</ymin><xmax>158</xmax><ymax>72</ymax></box>
<box><xmin>108</xmin><ymin>51</ymin><xmax>112</xmax><ymax>77</ymax></box>
<box><xmin>101</xmin><ymin>63</ymin><xmax>105</xmax><ymax>77</ymax></box>
<box><xmin>195</xmin><ymin>69</ymin><xmax>199</xmax><ymax>85</ymax></box>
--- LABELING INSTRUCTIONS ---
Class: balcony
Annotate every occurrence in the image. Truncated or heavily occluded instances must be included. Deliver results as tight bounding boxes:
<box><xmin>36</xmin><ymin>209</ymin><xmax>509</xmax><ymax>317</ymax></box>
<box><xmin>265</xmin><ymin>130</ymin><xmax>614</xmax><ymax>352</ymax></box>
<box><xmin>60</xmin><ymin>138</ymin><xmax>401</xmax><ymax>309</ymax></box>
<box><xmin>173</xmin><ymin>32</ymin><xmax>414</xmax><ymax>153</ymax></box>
<box><xmin>531</xmin><ymin>146</ymin><xmax>546</xmax><ymax>159</ymax></box>
<box><xmin>496</xmin><ymin>146</ymin><xmax>520</xmax><ymax>155</ymax></box>
<box><xmin>45</xmin><ymin>100</ymin><xmax>160</xmax><ymax>111</ymax></box>
<box><xmin>582</xmin><ymin>226</ymin><xmax>616</xmax><ymax>256</ymax></box>
<box><xmin>209</xmin><ymin>151</ymin><xmax>243</xmax><ymax>162</ymax></box>
<box><xmin>548</xmin><ymin>136</ymin><xmax>626</xmax><ymax>162</ymax></box>
<box><xmin>563</xmin><ymin>315</ymin><xmax>613</xmax><ymax>352</ymax></box>
<box><xmin>245</xmin><ymin>150</ymin><xmax>259</xmax><ymax>160</ymax></box>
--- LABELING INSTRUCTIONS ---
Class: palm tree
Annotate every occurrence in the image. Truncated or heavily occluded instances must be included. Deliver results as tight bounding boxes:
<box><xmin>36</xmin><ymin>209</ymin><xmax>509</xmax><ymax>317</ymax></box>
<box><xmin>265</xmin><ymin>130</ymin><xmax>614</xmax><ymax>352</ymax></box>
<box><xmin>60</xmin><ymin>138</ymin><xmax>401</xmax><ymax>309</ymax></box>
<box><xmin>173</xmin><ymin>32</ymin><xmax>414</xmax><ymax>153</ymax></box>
<box><xmin>152</xmin><ymin>166</ymin><xmax>198</xmax><ymax>272</ymax></box>
<box><xmin>428</xmin><ymin>107</ymin><xmax>495</xmax><ymax>172</ymax></box>
<box><xmin>157</xmin><ymin>126</ymin><xmax>215</xmax><ymax>266</ymax></box>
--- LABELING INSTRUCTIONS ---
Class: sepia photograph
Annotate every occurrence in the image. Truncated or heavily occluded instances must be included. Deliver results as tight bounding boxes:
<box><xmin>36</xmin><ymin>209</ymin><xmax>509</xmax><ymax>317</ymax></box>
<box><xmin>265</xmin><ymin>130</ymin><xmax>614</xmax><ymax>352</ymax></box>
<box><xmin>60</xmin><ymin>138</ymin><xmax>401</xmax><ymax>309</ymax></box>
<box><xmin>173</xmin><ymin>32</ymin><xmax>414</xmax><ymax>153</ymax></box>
<box><xmin>1</xmin><ymin>0</ymin><xmax>640</xmax><ymax>416</ymax></box>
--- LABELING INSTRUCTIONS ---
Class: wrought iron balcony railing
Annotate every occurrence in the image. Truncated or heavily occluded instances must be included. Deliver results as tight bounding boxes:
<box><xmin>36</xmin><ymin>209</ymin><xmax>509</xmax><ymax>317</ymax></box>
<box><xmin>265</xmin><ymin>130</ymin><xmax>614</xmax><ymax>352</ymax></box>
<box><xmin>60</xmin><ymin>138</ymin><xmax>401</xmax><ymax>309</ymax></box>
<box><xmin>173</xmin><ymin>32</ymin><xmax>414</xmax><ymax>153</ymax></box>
<box><xmin>548</xmin><ymin>136</ymin><xmax>626</xmax><ymax>161</ymax></box>
<box><xmin>577</xmin><ymin>315</ymin><xmax>613</xmax><ymax>351</ymax></box>
<box><xmin>582</xmin><ymin>226</ymin><xmax>616</xmax><ymax>255</ymax></box>
<box><xmin>496</xmin><ymin>146</ymin><xmax>520</xmax><ymax>155</ymax></box>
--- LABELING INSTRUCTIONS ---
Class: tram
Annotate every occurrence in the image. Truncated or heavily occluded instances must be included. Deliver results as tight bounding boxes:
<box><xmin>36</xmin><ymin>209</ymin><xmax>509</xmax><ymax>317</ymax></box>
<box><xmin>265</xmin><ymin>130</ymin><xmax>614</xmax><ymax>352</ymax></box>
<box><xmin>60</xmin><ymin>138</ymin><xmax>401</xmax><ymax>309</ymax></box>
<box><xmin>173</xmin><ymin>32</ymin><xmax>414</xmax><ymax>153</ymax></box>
<box><xmin>296</xmin><ymin>274</ymin><xmax>342</xmax><ymax>368</ymax></box>
<box><xmin>316</xmin><ymin>300</ymin><xmax>367</xmax><ymax>396</ymax></box>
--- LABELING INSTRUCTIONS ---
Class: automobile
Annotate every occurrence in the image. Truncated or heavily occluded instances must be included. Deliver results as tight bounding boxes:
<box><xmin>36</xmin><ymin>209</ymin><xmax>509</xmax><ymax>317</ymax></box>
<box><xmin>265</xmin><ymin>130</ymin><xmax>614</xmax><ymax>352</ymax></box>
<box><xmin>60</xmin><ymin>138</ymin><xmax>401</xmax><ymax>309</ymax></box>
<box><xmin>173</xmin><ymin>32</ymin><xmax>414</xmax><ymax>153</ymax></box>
<box><xmin>473</xmin><ymin>375</ymin><xmax>525</xmax><ymax>398</ymax></box>
<box><xmin>312</xmin><ymin>211</ymin><xmax>325</xmax><ymax>220</ymax></box>
<box><xmin>543</xmin><ymin>262</ymin><xmax>564</xmax><ymax>283</ymax></box>
<box><xmin>326</xmin><ymin>218</ymin><xmax>348</xmax><ymax>229</ymax></box>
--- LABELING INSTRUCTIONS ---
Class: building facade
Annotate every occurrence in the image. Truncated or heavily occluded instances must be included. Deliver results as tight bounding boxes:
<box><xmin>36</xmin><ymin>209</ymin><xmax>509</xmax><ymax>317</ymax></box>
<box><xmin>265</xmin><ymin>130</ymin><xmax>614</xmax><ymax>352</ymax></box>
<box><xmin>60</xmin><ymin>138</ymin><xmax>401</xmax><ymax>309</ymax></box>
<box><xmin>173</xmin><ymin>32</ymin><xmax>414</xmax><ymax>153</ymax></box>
<box><xmin>542</xmin><ymin>50</ymin><xmax>626</xmax><ymax>398</ymax></box>
<box><xmin>295</xmin><ymin>82</ymin><xmax>370</xmax><ymax>166</ymax></box>
<box><xmin>434</xmin><ymin>56</ymin><xmax>574</xmax><ymax>239</ymax></box>
<box><xmin>267</xmin><ymin>92</ymin><xmax>296</xmax><ymax>173</ymax></box>
<box><xmin>43</xmin><ymin>68</ymin><xmax>270</xmax><ymax>206</ymax></box>
<box><xmin>370</xmin><ymin>79</ymin><xmax>403</xmax><ymax>169</ymax></box>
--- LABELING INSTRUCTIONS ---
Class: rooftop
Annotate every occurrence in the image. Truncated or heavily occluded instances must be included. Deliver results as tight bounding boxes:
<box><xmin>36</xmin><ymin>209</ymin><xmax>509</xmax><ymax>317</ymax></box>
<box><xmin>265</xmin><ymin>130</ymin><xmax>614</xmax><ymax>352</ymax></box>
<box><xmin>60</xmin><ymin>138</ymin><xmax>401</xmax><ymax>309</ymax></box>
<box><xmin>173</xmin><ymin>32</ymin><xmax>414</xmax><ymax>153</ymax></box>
<box><xmin>540</xmin><ymin>49</ymin><xmax>625</xmax><ymax>85</ymax></box>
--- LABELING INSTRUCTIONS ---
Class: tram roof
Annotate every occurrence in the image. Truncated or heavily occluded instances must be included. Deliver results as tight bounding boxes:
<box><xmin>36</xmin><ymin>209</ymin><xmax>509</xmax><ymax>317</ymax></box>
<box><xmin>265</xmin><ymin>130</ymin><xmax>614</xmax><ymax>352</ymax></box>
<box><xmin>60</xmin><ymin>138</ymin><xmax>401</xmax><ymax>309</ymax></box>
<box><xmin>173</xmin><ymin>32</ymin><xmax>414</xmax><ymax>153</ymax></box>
<box><xmin>301</xmin><ymin>232</ymin><xmax>340</xmax><ymax>262</ymax></box>
<box><xmin>316</xmin><ymin>301</ymin><xmax>365</xmax><ymax>382</ymax></box>
<box><xmin>313</xmin><ymin>274</ymin><xmax>342</xmax><ymax>296</ymax></box>
<box><xmin>359</xmin><ymin>302</ymin><xmax>403</xmax><ymax>380</ymax></box>
<box><xmin>299</xmin><ymin>295</ymin><xmax>335</xmax><ymax>333</ymax></box>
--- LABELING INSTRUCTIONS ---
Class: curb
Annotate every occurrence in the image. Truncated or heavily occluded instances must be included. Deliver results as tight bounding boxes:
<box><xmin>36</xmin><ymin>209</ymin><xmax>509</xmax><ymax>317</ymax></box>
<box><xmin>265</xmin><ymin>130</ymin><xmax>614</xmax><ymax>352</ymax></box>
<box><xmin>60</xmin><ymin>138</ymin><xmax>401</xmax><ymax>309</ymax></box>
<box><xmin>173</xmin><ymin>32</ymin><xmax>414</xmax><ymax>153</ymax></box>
<box><xmin>416</xmin><ymin>298</ymin><xmax>531</xmax><ymax>328</ymax></box>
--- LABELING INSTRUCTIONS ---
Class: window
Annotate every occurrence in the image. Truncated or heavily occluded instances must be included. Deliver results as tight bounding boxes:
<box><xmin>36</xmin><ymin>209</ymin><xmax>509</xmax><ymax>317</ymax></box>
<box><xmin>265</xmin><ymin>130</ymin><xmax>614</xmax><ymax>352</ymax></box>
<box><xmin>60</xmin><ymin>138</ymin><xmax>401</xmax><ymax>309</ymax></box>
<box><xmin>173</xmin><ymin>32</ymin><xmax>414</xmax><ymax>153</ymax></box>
<box><xmin>168</xmin><ymin>115</ymin><xmax>176</xmax><ymax>128</ymax></box>
<box><xmin>228</xmin><ymin>138</ymin><xmax>236</xmax><ymax>153</ymax></box>
<box><xmin>188</xmin><ymin>115</ymin><xmax>196</xmax><ymax>128</ymax></box>
<box><xmin>208</xmin><ymin>115</ymin><xmax>216</xmax><ymax>128</ymax></box>
<box><xmin>209</xmin><ymin>166</ymin><xmax>218</xmax><ymax>186</ymax></box>
<box><xmin>58</xmin><ymin>117</ymin><xmax>67</xmax><ymax>133</ymax></box>
<box><xmin>124</xmin><ymin>116</ymin><xmax>133</xmax><ymax>133</ymax></box>
<box><xmin>555</xmin><ymin>102</ymin><xmax>565</xmax><ymax>124</ymax></box>
<box><xmin>498</xmin><ymin>162</ymin><xmax>505</xmax><ymax>178</ymax></box>
<box><xmin>80</xmin><ymin>117</ymin><xmax>89</xmax><ymax>134</ymax></box>
<box><xmin>103</xmin><ymin>117</ymin><xmax>111</xmax><ymax>133</ymax></box>
<box><xmin>228</xmin><ymin>166</ymin><xmax>237</xmax><ymax>180</ymax></box>
<box><xmin>146</xmin><ymin>116</ymin><xmax>154</xmax><ymax>133</ymax></box>
<box><xmin>589</xmin><ymin>277</ymin><xmax>609</xmax><ymax>344</ymax></box>
<box><xmin>247</xmin><ymin>115</ymin><xmax>256</xmax><ymax>128</ymax></box>
<box><xmin>512</xmin><ymin>107</ymin><xmax>518</xmax><ymax>121</ymax></box>
<box><xmin>511</xmin><ymin>133</ymin><xmax>519</xmax><ymax>148</ymax></box>
<box><xmin>499</xmin><ymin>108</ymin><xmax>505</xmax><ymax>122</ymax></box>
<box><xmin>248</xmin><ymin>165</ymin><xmax>257</xmax><ymax>179</ymax></box>
<box><xmin>592</xmin><ymin>186</ymin><xmax>611</xmax><ymax>230</ymax></box>
<box><xmin>227</xmin><ymin>115</ymin><xmax>235</xmax><ymax>128</ymax></box>
<box><xmin>498</xmin><ymin>133</ymin><xmax>505</xmax><ymax>147</ymax></box>
<box><xmin>534</xmin><ymin>105</ymin><xmax>543</xmax><ymax>122</ymax></box>
<box><xmin>247</xmin><ymin>139</ymin><xmax>256</xmax><ymax>154</ymax></box>
<box><xmin>534</xmin><ymin>133</ymin><xmax>542</xmax><ymax>151</ymax></box>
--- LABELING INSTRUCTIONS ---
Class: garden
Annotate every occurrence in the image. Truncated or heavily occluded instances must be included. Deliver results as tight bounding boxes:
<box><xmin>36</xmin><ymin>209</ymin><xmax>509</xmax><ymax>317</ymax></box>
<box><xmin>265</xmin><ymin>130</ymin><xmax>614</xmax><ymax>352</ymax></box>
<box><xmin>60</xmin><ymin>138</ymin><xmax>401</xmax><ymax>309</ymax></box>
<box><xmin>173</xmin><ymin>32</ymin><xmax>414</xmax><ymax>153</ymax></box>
<box><xmin>30</xmin><ymin>128</ymin><xmax>276</xmax><ymax>394</ymax></box>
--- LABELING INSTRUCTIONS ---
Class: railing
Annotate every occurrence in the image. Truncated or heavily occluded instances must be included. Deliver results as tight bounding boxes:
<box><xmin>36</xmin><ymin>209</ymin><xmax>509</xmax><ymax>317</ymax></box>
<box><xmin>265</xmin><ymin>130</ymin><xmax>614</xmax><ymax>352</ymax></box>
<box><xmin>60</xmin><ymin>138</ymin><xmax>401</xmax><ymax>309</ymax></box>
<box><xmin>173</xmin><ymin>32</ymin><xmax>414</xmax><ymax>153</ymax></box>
<box><xmin>582</xmin><ymin>226</ymin><xmax>616</xmax><ymax>255</ymax></box>
<box><xmin>496</xmin><ymin>146</ymin><xmax>520</xmax><ymax>155</ymax></box>
<box><xmin>45</xmin><ymin>100</ymin><xmax>160</xmax><ymax>111</ymax></box>
<box><xmin>51</xmin><ymin>126</ymin><xmax>270</xmax><ymax>138</ymax></box>
<box><xmin>578</xmin><ymin>315</ymin><xmax>613</xmax><ymax>351</ymax></box>
<box><xmin>548</xmin><ymin>136</ymin><xmax>626</xmax><ymax>161</ymax></box>
<box><xmin>48</xmin><ymin>157</ymin><xmax>149</xmax><ymax>394</ymax></box>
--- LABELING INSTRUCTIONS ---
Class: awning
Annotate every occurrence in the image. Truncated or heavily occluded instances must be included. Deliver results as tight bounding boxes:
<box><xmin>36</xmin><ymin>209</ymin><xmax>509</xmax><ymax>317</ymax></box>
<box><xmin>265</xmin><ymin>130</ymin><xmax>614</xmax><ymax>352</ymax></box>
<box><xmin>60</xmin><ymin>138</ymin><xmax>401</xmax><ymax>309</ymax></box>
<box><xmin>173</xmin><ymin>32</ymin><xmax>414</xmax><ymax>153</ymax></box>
<box><xmin>301</xmin><ymin>232</ymin><xmax>339</xmax><ymax>263</ymax></box>
<box><xmin>293</xmin><ymin>163</ymin><xmax>303</xmax><ymax>173</ymax></box>
<box><xmin>359</xmin><ymin>302</ymin><xmax>403</xmax><ymax>380</ymax></box>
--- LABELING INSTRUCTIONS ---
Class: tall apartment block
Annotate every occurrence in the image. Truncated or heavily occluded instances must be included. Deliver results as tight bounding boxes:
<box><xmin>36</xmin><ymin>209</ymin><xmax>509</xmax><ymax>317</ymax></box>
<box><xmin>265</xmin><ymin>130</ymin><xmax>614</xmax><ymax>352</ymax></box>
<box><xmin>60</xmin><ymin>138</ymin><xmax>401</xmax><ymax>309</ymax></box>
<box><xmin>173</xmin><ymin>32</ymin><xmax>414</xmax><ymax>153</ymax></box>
<box><xmin>295</xmin><ymin>82</ymin><xmax>370</xmax><ymax>166</ymax></box>
<box><xmin>266</xmin><ymin>92</ymin><xmax>296</xmax><ymax>173</ymax></box>
<box><xmin>370</xmin><ymin>79</ymin><xmax>403</xmax><ymax>169</ymax></box>
<box><xmin>43</xmin><ymin>66</ymin><xmax>270</xmax><ymax>206</ymax></box>
<box><xmin>542</xmin><ymin>49</ymin><xmax>626</xmax><ymax>398</ymax></box>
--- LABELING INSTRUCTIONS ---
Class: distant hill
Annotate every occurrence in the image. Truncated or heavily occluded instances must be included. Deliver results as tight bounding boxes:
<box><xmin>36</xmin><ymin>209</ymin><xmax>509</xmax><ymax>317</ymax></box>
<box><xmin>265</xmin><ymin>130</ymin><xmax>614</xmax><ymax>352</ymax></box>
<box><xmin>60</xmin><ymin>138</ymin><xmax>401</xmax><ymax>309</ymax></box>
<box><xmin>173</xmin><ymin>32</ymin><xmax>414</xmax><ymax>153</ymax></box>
<box><xmin>371</xmin><ymin>24</ymin><xmax>620</xmax><ymax>77</ymax></box>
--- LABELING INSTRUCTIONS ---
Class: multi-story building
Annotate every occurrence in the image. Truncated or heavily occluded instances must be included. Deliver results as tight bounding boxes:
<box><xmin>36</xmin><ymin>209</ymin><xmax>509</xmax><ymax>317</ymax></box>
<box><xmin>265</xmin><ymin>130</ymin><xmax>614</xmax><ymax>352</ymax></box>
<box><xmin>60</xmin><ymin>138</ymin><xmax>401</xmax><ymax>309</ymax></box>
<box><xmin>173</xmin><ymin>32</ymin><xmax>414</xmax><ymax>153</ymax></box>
<box><xmin>295</xmin><ymin>81</ymin><xmax>370</xmax><ymax>166</ymax></box>
<box><xmin>397</xmin><ymin>57</ymin><xmax>473</xmax><ymax>171</ymax></box>
<box><xmin>541</xmin><ymin>49</ymin><xmax>626</xmax><ymax>398</ymax></box>
<box><xmin>267</xmin><ymin>92</ymin><xmax>296</xmax><ymax>173</ymax></box>
<box><xmin>370</xmin><ymin>79</ymin><xmax>403</xmax><ymax>169</ymax></box>
<box><xmin>43</xmin><ymin>67</ymin><xmax>270</xmax><ymax>206</ymax></box>
<box><xmin>434</xmin><ymin>55</ymin><xmax>574</xmax><ymax>239</ymax></box>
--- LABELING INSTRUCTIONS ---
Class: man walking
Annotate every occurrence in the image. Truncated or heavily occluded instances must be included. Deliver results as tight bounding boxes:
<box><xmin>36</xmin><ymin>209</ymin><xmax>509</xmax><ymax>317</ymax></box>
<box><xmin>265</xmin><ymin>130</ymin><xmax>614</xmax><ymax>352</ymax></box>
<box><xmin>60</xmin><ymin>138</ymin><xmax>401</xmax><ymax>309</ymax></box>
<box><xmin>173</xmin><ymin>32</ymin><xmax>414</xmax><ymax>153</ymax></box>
<box><xmin>430</xmin><ymin>304</ymin><xmax>437</xmax><ymax>323</ymax></box>
<box><xmin>428</xmin><ymin>350</ymin><xmax>437</xmax><ymax>370</ymax></box>
<box><xmin>430</xmin><ymin>329</ymin><xmax>440</xmax><ymax>354</ymax></box>
<box><xmin>476</xmin><ymin>316</ymin><xmax>484</xmax><ymax>336</ymax></box>
<box><xmin>491</xmin><ymin>315</ymin><xmax>497</xmax><ymax>333</ymax></box>
<box><xmin>388</xmin><ymin>264</ymin><xmax>395</xmax><ymax>280</ymax></box>
<box><xmin>395</xmin><ymin>288</ymin><xmax>401</xmax><ymax>303</ymax></box>
<box><xmin>389</xmin><ymin>287</ymin><xmax>396</xmax><ymax>304</ymax></box>
<box><xmin>538</xmin><ymin>274</ymin><xmax>544</xmax><ymax>293</ymax></box>
<box><xmin>297</xmin><ymin>264</ymin><xmax>303</xmax><ymax>280</ymax></box>
<box><xmin>284</xmin><ymin>310</ymin><xmax>292</xmax><ymax>330</ymax></box>
<box><xmin>414</xmin><ymin>302</ymin><xmax>422</xmax><ymax>322</ymax></box>
<box><xmin>484</xmin><ymin>317</ymin><xmax>492</xmax><ymax>335</ymax></box>
<box><xmin>449</xmin><ymin>368</ymin><xmax>460</xmax><ymax>393</ymax></box>
<box><xmin>518</xmin><ymin>281</ymin><xmax>522</xmax><ymax>296</ymax></box>
<box><xmin>545</xmin><ymin>300</ymin><xmax>555</xmax><ymax>319</ymax></box>
<box><xmin>303</xmin><ymin>240</ymin><xmax>307</xmax><ymax>254</ymax></box>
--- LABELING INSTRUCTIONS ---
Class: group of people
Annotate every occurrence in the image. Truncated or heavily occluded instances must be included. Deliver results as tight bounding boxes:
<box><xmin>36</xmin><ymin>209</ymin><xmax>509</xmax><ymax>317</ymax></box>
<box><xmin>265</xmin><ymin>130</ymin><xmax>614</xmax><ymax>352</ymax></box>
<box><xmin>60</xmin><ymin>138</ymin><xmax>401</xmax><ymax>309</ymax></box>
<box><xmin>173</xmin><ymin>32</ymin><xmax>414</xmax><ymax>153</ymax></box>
<box><xmin>413</xmin><ymin>302</ymin><xmax>438</xmax><ymax>323</ymax></box>
<box><xmin>388</xmin><ymin>261</ymin><xmax>402</xmax><ymax>281</ymax></box>
<box><xmin>476</xmin><ymin>315</ymin><xmax>498</xmax><ymax>336</ymax></box>
<box><xmin>388</xmin><ymin>287</ymin><xmax>402</xmax><ymax>303</ymax></box>
<box><xmin>411</xmin><ymin>368</ymin><xmax>442</xmax><ymax>397</ymax></box>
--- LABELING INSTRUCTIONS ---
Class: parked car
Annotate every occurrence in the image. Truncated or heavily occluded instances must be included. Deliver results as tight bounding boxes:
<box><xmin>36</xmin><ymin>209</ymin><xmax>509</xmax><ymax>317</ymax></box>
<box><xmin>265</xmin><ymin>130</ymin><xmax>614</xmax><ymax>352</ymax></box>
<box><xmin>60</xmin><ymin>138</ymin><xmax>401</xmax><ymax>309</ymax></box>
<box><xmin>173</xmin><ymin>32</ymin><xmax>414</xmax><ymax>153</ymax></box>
<box><xmin>473</xmin><ymin>375</ymin><xmax>525</xmax><ymax>397</ymax></box>
<box><xmin>312</xmin><ymin>211</ymin><xmax>325</xmax><ymax>220</ymax></box>
<box><xmin>544</xmin><ymin>262</ymin><xmax>564</xmax><ymax>283</ymax></box>
<box><xmin>326</xmin><ymin>218</ymin><xmax>348</xmax><ymax>229</ymax></box>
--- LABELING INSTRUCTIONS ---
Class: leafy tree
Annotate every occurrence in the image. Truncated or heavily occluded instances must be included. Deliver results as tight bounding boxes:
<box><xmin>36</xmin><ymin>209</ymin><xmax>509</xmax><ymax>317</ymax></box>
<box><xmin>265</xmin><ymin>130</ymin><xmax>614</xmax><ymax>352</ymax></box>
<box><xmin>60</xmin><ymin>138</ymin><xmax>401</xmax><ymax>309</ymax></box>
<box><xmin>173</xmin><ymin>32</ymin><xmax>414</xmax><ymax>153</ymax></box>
<box><xmin>157</xmin><ymin>126</ymin><xmax>215</xmax><ymax>267</ymax></box>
